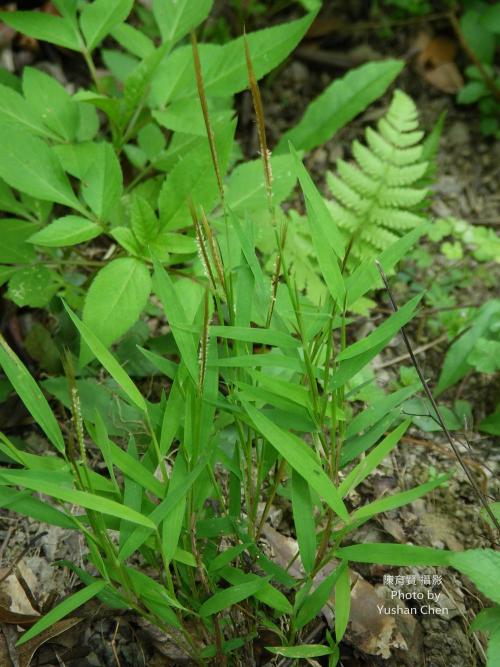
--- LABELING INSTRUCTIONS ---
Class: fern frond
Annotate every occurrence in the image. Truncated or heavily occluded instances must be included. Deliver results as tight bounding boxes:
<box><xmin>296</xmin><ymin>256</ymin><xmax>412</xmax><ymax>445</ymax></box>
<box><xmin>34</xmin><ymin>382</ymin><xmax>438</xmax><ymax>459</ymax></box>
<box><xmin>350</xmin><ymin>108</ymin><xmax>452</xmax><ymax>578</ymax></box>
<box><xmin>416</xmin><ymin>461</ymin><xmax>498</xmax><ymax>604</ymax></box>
<box><xmin>326</xmin><ymin>89</ymin><xmax>430</xmax><ymax>265</ymax></box>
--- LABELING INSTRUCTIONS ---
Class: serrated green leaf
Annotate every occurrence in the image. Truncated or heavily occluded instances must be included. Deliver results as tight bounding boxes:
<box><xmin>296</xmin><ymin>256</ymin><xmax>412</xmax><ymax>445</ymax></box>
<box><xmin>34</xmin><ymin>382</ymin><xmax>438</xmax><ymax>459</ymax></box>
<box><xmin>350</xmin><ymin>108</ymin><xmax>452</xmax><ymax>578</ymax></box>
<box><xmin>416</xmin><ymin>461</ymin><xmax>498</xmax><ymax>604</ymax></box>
<box><xmin>29</xmin><ymin>215</ymin><xmax>101</xmax><ymax>247</ymax></box>
<box><xmin>0</xmin><ymin>10</ymin><xmax>81</xmax><ymax>51</ymax></box>
<box><xmin>80</xmin><ymin>0</ymin><xmax>134</xmax><ymax>52</ymax></box>
<box><xmin>277</xmin><ymin>59</ymin><xmax>403</xmax><ymax>153</ymax></box>
<box><xmin>6</xmin><ymin>266</ymin><xmax>59</xmax><ymax>307</ymax></box>
<box><xmin>226</xmin><ymin>154</ymin><xmax>296</xmax><ymax>213</ymax></box>
<box><xmin>0</xmin><ymin>219</ymin><xmax>37</xmax><ymax>263</ymax></box>
<box><xmin>153</xmin><ymin>0</ymin><xmax>213</xmax><ymax>48</ymax></box>
<box><xmin>23</xmin><ymin>66</ymin><xmax>79</xmax><ymax>142</ymax></box>
<box><xmin>0</xmin><ymin>125</ymin><xmax>81</xmax><ymax>209</ymax></box>
<box><xmin>81</xmin><ymin>142</ymin><xmax>122</xmax><ymax>221</ymax></box>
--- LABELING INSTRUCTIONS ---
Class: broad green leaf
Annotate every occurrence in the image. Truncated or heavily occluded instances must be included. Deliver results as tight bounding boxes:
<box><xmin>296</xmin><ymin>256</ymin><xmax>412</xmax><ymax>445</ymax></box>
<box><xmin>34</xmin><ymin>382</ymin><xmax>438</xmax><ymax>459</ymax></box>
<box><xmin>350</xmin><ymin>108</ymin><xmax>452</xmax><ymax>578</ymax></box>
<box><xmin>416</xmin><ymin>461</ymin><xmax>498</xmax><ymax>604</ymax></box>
<box><xmin>266</xmin><ymin>645</ymin><xmax>334</xmax><ymax>658</ymax></box>
<box><xmin>130</xmin><ymin>194</ymin><xmax>159</xmax><ymax>246</ymax></box>
<box><xmin>111</xmin><ymin>23</ymin><xmax>154</xmax><ymax>59</ymax></box>
<box><xmin>153</xmin><ymin>100</ymin><xmax>232</xmax><ymax>137</ymax></box>
<box><xmin>0</xmin><ymin>125</ymin><xmax>81</xmax><ymax>209</ymax></box>
<box><xmin>291</xmin><ymin>470</ymin><xmax>316</xmax><ymax>574</ymax></box>
<box><xmin>226</xmin><ymin>154</ymin><xmax>296</xmax><ymax>213</ymax></box>
<box><xmin>63</xmin><ymin>302</ymin><xmax>147</xmax><ymax>412</ymax></box>
<box><xmin>23</xmin><ymin>67</ymin><xmax>79</xmax><ymax>142</ymax></box>
<box><xmin>336</xmin><ymin>543</ymin><xmax>451</xmax><ymax>566</ymax></box>
<box><xmin>153</xmin><ymin>0</ymin><xmax>213</xmax><ymax>48</ymax></box>
<box><xmin>152</xmin><ymin>259</ymin><xmax>199</xmax><ymax>383</ymax></box>
<box><xmin>151</xmin><ymin>14</ymin><xmax>315</xmax><ymax>104</ymax></box>
<box><xmin>0</xmin><ymin>470</ymin><xmax>155</xmax><ymax>528</ymax></box>
<box><xmin>0</xmin><ymin>334</ymin><xmax>64</xmax><ymax>452</ymax></box>
<box><xmin>337</xmin><ymin>294</ymin><xmax>422</xmax><ymax>361</ymax></box>
<box><xmin>29</xmin><ymin>215</ymin><xmax>101</xmax><ymax>247</ymax></box>
<box><xmin>158</xmin><ymin>122</ymin><xmax>235</xmax><ymax>230</ymax></box>
<box><xmin>81</xmin><ymin>142</ymin><xmax>123</xmax><ymax>221</ymax></box>
<box><xmin>0</xmin><ymin>10</ymin><xmax>81</xmax><ymax>51</ymax></box>
<box><xmin>199</xmin><ymin>577</ymin><xmax>267</xmax><ymax>617</ymax></box>
<box><xmin>6</xmin><ymin>266</ymin><xmax>59</xmax><ymax>307</ymax></box>
<box><xmin>436</xmin><ymin>300</ymin><xmax>500</xmax><ymax>395</ymax></box>
<box><xmin>448</xmin><ymin>550</ymin><xmax>500</xmax><ymax>605</ymax></box>
<box><xmin>17</xmin><ymin>581</ymin><xmax>107</xmax><ymax>646</ymax></box>
<box><xmin>276</xmin><ymin>60</ymin><xmax>403</xmax><ymax>153</ymax></box>
<box><xmin>121</xmin><ymin>43</ymin><xmax>169</xmax><ymax>128</ymax></box>
<box><xmin>0</xmin><ymin>219</ymin><xmax>37</xmax><ymax>263</ymax></box>
<box><xmin>81</xmin><ymin>258</ymin><xmax>151</xmax><ymax>364</ymax></box>
<box><xmin>245</xmin><ymin>403</ymin><xmax>349</xmax><ymax>522</ymax></box>
<box><xmin>80</xmin><ymin>0</ymin><xmax>134</xmax><ymax>52</ymax></box>
<box><xmin>211</xmin><ymin>326</ymin><xmax>299</xmax><ymax>349</ymax></box>
<box><xmin>460</xmin><ymin>9</ymin><xmax>495</xmax><ymax>64</ymax></box>
<box><xmin>292</xmin><ymin>146</ymin><xmax>345</xmax><ymax>302</ymax></box>
<box><xmin>0</xmin><ymin>83</ymin><xmax>55</xmax><ymax>139</ymax></box>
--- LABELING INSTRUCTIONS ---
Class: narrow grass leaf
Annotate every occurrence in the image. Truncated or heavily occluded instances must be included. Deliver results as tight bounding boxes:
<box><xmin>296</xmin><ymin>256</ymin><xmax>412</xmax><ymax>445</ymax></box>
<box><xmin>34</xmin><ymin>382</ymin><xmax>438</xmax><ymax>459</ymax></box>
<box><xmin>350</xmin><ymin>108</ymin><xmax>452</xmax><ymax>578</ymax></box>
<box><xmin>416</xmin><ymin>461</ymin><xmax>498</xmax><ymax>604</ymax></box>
<box><xmin>63</xmin><ymin>301</ymin><xmax>147</xmax><ymax>413</ymax></box>
<box><xmin>118</xmin><ymin>456</ymin><xmax>208</xmax><ymax>561</ymax></box>
<box><xmin>16</xmin><ymin>581</ymin><xmax>107</xmax><ymax>646</ymax></box>
<box><xmin>0</xmin><ymin>334</ymin><xmax>64</xmax><ymax>452</ymax></box>
<box><xmin>199</xmin><ymin>578</ymin><xmax>268</xmax><ymax>617</ymax></box>
<box><xmin>0</xmin><ymin>488</ymin><xmax>76</xmax><ymax>530</ymax></box>
<box><xmin>338</xmin><ymin>294</ymin><xmax>422</xmax><ymax>361</ymax></box>
<box><xmin>350</xmin><ymin>473</ymin><xmax>451</xmax><ymax>523</ymax></box>
<box><xmin>335</xmin><ymin>543</ymin><xmax>451</xmax><ymax>566</ymax></box>
<box><xmin>292</xmin><ymin>470</ymin><xmax>316</xmax><ymax>574</ymax></box>
<box><xmin>266</xmin><ymin>645</ymin><xmax>334</xmax><ymax>658</ymax></box>
<box><xmin>211</xmin><ymin>326</ymin><xmax>299</xmax><ymax>349</ymax></box>
<box><xmin>339</xmin><ymin>420</ymin><xmax>410</xmax><ymax>497</ymax></box>
<box><xmin>0</xmin><ymin>470</ymin><xmax>155</xmax><ymax>529</ymax></box>
<box><xmin>335</xmin><ymin>562</ymin><xmax>351</xmax><ymax>641</ymax></box>
<box><xmin>152</xmin><ymin>259</ymin><xmax>198</xmax><ymax>383</ymax></box>
<box><xmin>294</xmin><ymin>562</ymin><xmax>345</xmax><ymax>630</ymax></box>
<box><xmin>220</xmin><ymin>567</ymin><xmax>293</xmax><ymax>615</ymax></box>
<box><xmin>291</xmin><ymin>145</ymin><xmax>345</xmax><ymax>302</ymax></box>
<box><xmin>245</xmin><ymin>403</ymin><xmax>349</xmax><ymax>522</ymax></box>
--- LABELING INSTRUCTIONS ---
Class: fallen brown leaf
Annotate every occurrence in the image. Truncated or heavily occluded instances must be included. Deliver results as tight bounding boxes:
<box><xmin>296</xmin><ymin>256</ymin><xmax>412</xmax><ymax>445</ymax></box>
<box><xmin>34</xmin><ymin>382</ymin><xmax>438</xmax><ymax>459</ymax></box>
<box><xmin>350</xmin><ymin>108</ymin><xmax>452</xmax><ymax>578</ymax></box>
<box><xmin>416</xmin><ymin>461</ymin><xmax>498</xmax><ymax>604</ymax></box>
<box><xmin>18</xmin><ymin>617</ymin><xmax>82</xmax><ymax>667</ymax></box>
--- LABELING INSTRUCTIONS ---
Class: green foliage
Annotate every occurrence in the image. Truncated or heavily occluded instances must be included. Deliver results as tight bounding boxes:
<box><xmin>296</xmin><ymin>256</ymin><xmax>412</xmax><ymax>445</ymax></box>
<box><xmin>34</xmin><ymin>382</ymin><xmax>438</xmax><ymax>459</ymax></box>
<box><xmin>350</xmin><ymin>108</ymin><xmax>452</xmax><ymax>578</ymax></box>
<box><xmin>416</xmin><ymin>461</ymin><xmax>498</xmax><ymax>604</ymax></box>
<box><xmin>456</xmin><ymin>4</ymin><xmax>500</xmax><ymax>137</ymax></box>
<box><xmin>326</xmin><ymin>89</ymin><xmax>429</xmax><ymax>267</ymax></box>
<box><xmin>0</xmin><ymin>1</ymin><xmax>497</xmax><ymax>661</ymax></box>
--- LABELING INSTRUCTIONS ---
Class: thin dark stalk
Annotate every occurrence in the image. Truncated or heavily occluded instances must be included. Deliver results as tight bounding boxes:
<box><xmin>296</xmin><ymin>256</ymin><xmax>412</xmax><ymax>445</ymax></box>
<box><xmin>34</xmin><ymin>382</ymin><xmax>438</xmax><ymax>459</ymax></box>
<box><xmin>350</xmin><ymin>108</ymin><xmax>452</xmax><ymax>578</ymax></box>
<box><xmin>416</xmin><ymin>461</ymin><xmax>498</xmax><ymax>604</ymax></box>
<box><xmin>375</xmin><ymin>260</ymin><xmax>500</xmax><ymax>540</ymax></box>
